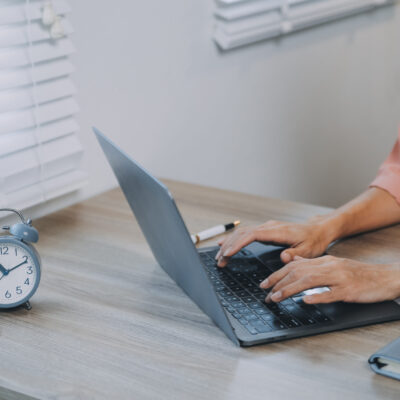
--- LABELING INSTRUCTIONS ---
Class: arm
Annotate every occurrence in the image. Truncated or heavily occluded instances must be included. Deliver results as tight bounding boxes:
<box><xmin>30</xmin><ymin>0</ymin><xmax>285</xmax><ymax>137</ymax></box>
<box><xmin>216</xmin><ymin>187</ymin><xmax>400</xmax><ymax>267</ymax></box>
<box><xmin>260</xmin><ymin>187</ymin><xmax>400</xmax><ymax>304</ymax></box>
<box><xmin>232</xmin><ymin>188</ymin><xmax>400</xmax><ymax>305</ymax></box>
<box><xmin>217</xmin><ymin>133</ymin><xmax>400</xmax><ymax>304</ymax></box>
<box><xmin>321</xmin><ymin>186</ymin><xmax>400</xmax><ymax>241</ymax></box>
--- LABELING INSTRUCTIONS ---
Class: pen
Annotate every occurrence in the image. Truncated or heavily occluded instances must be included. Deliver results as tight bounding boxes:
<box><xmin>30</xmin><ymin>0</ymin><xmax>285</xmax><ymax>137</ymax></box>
<box><xmin>191</xmin><ymin>221</ymin><xmax>240</xmax><ymax>244</ymax></box>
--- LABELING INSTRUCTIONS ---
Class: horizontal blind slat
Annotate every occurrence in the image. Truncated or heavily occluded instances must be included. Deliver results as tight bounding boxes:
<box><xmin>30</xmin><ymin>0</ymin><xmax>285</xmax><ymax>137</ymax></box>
<box><xmin>0</xmin><ymin>117</ymin><xmax>79</xmax><ymax>157</ymax></box>
<box><xmin>215</xmin><ymin>23</ymin><xmax>281</xmax><ymax>49</ymax></box>
<box><xmin>216</xmin><ymin>0</ymin><xmax>316</xmax><ymax>20</ymax></box>
<box><xmin>0</xmin><ymin>133</ymin><xmax>83</xmax><ymax>193</ymax></box>
<box><xmin>3</xmin><ymin>170</ymin><xmax>87</xmax><ymax>210</ymax></box>
<box><xmin>35</xmin><ymin>117</ymin><xmax>79</xmax><ymax>143</ymax></box>
<box><xmin>0</xmin><ymin>77</ymin><xmax>76</xmax><ymax>113</ymax></box>
<box><xmin>0</xmin><ymin>18</ymin><xmax>73</xmax><ymax>48</ymax></box>
<box><xmin>290</xmin><ymin>0</ymin><xmax>375</xmax><ymax>19</ymax></box>
<box><xmin>218</xmin><ymin>11</ymin><xmax>281</xmax><ymax>35</ymax></box>
<box><xmin>0</xmin><ymin>0</ymin><xmax>70</xmax><ymax>26</ymax></box>
<box><xmin>0</xmin><ymin>37</ymin><xmax>75</xmax><ymax>68</ymax></box>
<box><xmin>216</xmin><ymin>0</ymin><xmax>307</xmax><ymax>6</ymax></box>
<box><xmin>216</xmin><ymin>0</ymin><xmax>314</xmax><ymax>35</ymax></box>
<box><xmin>0</xmin><ymin>97</ymin><xmax>79</xmax><ymax>134</ymax></box>
<box><xmin>0</xmin><ymin>59</ymin><xmax>75</xmax><ymax>91</ymax></box>
<box><xmin>215</xmin><ymin>0</ymin><xmax>283</xmax><ymax>20</ymax></box>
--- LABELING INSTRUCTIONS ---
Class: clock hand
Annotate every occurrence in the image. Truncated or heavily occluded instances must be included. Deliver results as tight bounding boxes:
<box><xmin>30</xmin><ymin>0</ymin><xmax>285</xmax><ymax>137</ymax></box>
<box><xmin>7</xmin><ymin>260</ymin><xmax>28</xmax><ymax>274</ymax></box>
<box><xmin>0</xmin><ymin>264</ymin><xmax>7</xmax><ymax>275</ymax></box>
<box><xmin>0</xmin><ymin>264</ymin><xmax>8</xmax><ymax>280</ymax></box>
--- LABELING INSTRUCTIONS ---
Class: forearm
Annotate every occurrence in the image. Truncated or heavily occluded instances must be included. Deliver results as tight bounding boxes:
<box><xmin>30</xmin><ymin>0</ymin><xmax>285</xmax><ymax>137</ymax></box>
<box><xmin>317</xmin><ymin>187</ymin><xmax>400</xmax><ymax>243</ymax></box>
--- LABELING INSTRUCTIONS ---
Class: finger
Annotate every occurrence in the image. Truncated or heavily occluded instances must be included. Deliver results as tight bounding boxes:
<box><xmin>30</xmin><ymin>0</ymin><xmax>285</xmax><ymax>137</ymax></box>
<box><xmin>217</xmin><ymin>233</ymin><xmax>256</xmax><ymax>266</ymax></box>
<box><xmin>262</xmin><ymin>255</ymin><xmax>336</xmax><ymax>289</ymax></box>
<box><xmin>284</xmin><ymin>255</ymin><xmax>333</xmax><ymax>269</ymax></box>
<box><xmin>216</xmin><ymin>232</ymin><xmax>239</xmax><ymax>259</ymax></box>
<box><xmin>280</xmin><ymin>243</ymin><xmax>312</xmax><ymax>264</ymax></box>
<box><xmin>215</xmin><ymin>236</ymin><xmax>231</xmax><ymax>260</ymax></box>
<box><xmin>217</xmin><ymin>256</ymin><xmax>230</xmax><ymax>267</ymax></box>
<box><xmin>259</xmin><ymin>262</ymin><xmax>295</xmax><ymax>289</ymax></box>
<box><xmin>267</xmin><ymin>264</ymin><xmax>336</xmax><ymax>302</ymax></box>
<box><xmin>303</xmin><ymin>289</ymin><xmax>338</xmax><ymax>304</ymax></box>
<box><xmin>253</xmin><ymin>226</ymin><xmax>292</xmax><ymax>245</ymax></box>
<box><xmin>268</xmin><ymin>277</ymin><xmax>327</xmax><ymax>303</ymax></box>
<box><xmin>218</xmin><ymin>224</ymin><xmax>289</xmax><ymax>267</ymax></box>
<box><xmin>220</xmin><ymin>224</ymin><xmax>296</xmax><ymax>263</ymax></box>
<box><xmin>269</xmin><ymin>267</ymin><xmax>317</xmax><ymax>294</ymax></box>
<box><xmin>217</xmin><ymin>238</ymin><xmax>225</xmax><ymax>246</ymax></box>
<box><xmin>260</xmin><ymin>256</ymin><xmax>315</xmax><ymax>289</ymax></box>
<box><xmin>223</xmin><ymin>225</ymin><xmax>294</xmax><ymax>258</ymax></box>
<box><xmin>217</xmin><ymin>225</ymin><xmax>287</xmax><ymax>267</ymax></box>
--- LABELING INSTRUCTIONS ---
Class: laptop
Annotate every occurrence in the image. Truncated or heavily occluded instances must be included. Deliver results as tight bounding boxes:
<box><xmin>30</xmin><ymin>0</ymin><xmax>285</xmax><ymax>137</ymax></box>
<box><xmin>94</xmin><ymin>127</ymin><xmax>400</xmax><ymax>346</ymax></box>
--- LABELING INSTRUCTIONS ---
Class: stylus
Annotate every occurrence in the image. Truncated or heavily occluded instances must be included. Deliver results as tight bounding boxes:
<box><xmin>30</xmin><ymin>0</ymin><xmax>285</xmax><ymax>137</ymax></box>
<box><xmin>191</xmin><ymin>221</ymin><xmax>240</xmax><ymax>244</ymax></box>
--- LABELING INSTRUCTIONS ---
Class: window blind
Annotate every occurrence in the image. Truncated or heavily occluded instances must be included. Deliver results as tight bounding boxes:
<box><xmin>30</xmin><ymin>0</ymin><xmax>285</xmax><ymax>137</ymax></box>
<box><xmin>214</xmin><ymin>0</ymin><xmax>395</xmax><ymax>50</ymax></box>
<box><xmin>0</xmin><ymin>0</ymin><xmax>86</xmax><ymax>211</ymax></box>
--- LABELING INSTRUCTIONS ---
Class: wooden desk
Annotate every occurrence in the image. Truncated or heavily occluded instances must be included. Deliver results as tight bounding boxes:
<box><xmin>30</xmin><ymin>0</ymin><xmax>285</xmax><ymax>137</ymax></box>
<box><xmin>0</xmin><ymin>180</ymin><xmax>399</xmax><ymax>399</ymax></box>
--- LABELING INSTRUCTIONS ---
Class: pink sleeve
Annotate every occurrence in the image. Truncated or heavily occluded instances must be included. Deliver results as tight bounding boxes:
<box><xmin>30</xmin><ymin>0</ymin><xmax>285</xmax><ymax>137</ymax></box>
<box><xmin>370</xmin><ymin>130</ymin><xmax>400</xmax><ymax>204</ymax></box>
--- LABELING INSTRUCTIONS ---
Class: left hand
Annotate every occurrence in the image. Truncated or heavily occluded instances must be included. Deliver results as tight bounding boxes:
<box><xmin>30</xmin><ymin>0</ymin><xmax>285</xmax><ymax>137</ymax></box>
<box><xmin>260</xmin><ymin>255</ymin><xmax>400</xmax><ymax>304</ymax></box>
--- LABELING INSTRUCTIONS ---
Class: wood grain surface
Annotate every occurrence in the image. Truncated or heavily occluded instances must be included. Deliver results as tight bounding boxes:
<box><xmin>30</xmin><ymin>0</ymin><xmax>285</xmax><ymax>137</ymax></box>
<box><xmin>0</xmin><ymin>180</ymin><xmax>399</xmax><ymax>399</ymax></box>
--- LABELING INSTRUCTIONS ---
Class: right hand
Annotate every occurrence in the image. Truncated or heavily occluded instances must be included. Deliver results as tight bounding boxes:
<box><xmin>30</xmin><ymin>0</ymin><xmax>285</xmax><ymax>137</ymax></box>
<box><xmin>216</xmin><ymin>217</ymin><xmax>336</xmax><ymax>267</ymax></box>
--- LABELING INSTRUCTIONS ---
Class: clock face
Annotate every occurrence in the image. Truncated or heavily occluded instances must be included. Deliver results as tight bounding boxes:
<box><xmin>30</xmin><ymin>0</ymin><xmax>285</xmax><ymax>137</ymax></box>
<box><xmin>0</xmin><ymin>241</ymin><xmax>40</xmax><ymax>307</ymax></box>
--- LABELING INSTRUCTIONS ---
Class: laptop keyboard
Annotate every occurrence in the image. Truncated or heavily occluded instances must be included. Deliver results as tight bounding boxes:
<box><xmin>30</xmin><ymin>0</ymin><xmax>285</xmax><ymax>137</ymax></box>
<box><xmin>199</xmin><ymin>250</ymin><xmax>331</xmax><ymax>336</ymax></box>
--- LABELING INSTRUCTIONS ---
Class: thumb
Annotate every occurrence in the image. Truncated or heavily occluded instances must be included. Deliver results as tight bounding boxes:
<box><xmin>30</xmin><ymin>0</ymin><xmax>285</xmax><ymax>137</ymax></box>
<box><xmin>280</xmin><ymin>244</ymin><xmax>312</xmax><ymax>264</ymax></box>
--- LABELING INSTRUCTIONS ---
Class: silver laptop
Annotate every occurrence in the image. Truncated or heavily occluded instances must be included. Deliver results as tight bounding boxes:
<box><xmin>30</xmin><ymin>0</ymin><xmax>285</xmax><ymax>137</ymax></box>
<box><xmin>94</xmin><ymin>127</ymin><xmax>400</xmax><ymax>346</ymax></box>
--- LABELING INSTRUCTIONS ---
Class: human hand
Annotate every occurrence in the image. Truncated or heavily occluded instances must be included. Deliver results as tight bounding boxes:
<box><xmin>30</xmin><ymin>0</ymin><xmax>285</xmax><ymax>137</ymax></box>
<box><xmin>261</xmin><ymin>255</ymin><xmax>400</xmax><ymax>304</ymax></box>
<box><xmin>216</xmin><ymin>216</ymin><xmax>336</xmax><ymax>267</ymax></box>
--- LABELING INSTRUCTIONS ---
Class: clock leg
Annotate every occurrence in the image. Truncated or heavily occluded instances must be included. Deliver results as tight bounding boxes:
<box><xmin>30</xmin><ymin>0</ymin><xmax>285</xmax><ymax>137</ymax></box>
<box><xmin>24</xmin><ymin>301</ymin><xmax>32</xmax><ymax>311</ymax></box>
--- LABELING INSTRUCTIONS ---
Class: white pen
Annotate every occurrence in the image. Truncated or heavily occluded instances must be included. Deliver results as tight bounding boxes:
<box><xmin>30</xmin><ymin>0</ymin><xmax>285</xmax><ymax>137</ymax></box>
<box><xmin>191</xmin><ymin>221</ymin><xmax>240</xmax><ymax>244</ymax></box>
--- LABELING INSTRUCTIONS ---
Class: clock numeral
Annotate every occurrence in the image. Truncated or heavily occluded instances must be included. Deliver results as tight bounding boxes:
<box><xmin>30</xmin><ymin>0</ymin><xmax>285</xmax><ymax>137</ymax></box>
<box><xmin>26</xmin><ymin>266</ymin><xmax>33</xmax><ymax>275</ymax></box>
<box><xmin>14</xmin><ymin>247</ymin><xmax>17</xmax><ymax>256</ymax></box>
<box><xmin>24</xmin><ymin>278</ymin><xmax>30</xmax><ymax>285</ymax></box>
<box><xmin>16</xmin><ymin>286</ymin><xmax>22</xmax><ymax>295</ymax></box>
<box><xmin>4</xmin><ymin>290</ymin><xmax>11</xmax><ymax>299</ymax></box>
<box><xmin>22</xmin><ymin>255</ymin><xmax>28</xmax><ymax>263</ymax></box>
<box><xmin>0</xmin><ymin>246</ymin><xmax>8</xmax><ymax>255</ymax></box>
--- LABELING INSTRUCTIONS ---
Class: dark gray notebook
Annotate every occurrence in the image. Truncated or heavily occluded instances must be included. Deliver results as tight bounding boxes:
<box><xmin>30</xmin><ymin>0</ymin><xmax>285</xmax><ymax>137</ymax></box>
<box><xmin>369</xmin><ymin>337</ymin><xmax>400</xmax><ymax>381</ymax></box>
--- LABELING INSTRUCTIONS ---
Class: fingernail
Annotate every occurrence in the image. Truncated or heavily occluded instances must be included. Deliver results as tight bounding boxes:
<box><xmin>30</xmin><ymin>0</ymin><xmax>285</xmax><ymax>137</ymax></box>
<box><xmin>223</xmin><ymin>247</ymin><xmax>232</xmax><ymax>257</ymax></box>
<box><xmin>215</xmin><ymin>251</ymin><xmax>220</xmax><ymax>260</ymax></box>
<box><xmin>271</xmin><ymin>291</ymin><xmax>282</xmax><ymax>301</ymax></box>
<box><xmin>282</xmin><ymin>252</ymin><xmax>291</xmax><ymax>262</ymax></box>
<box><xmin>265</xmin><ymin>293</ymin><xmax>271</xmax><ymax>303</ymax></box>
<box><xmin>303</xmin><ymin>295</ymin><xmax>312</xmax><ymax>303</ymax></box>
<box><xmin>260</xmin><ymin>278</ymin><xmax>269</xmax><ymax>288</ymax></box>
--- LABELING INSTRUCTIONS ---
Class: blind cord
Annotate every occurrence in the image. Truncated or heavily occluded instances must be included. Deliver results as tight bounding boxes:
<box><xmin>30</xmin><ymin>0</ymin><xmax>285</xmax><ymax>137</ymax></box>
<box><xmin>24</xmin><ymin>0</ymin><xmax>48</xmax><ymax>203</ymax></box>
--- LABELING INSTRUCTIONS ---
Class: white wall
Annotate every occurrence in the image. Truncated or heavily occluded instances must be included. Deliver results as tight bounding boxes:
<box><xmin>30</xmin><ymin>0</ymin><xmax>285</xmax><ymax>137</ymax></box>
<box><xmin>26</xmin><ymin>0</ymin><xmax>400</xmax><ymax>221</ymax></box>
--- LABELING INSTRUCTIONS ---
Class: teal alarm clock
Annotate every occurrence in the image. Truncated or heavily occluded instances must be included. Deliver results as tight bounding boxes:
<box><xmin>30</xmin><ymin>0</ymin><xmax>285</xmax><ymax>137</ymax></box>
<box><xmin>0</xmin><ymin>208</ymin><xmax>41</xmax><ymax>309</ymax></box>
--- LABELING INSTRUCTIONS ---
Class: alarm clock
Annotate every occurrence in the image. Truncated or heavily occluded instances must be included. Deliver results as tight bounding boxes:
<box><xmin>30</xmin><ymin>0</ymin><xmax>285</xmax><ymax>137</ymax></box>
<box><xmin>0</xmin><ymin>208</ymin><xmax>41</xmax><ymax>309</ymax></box>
